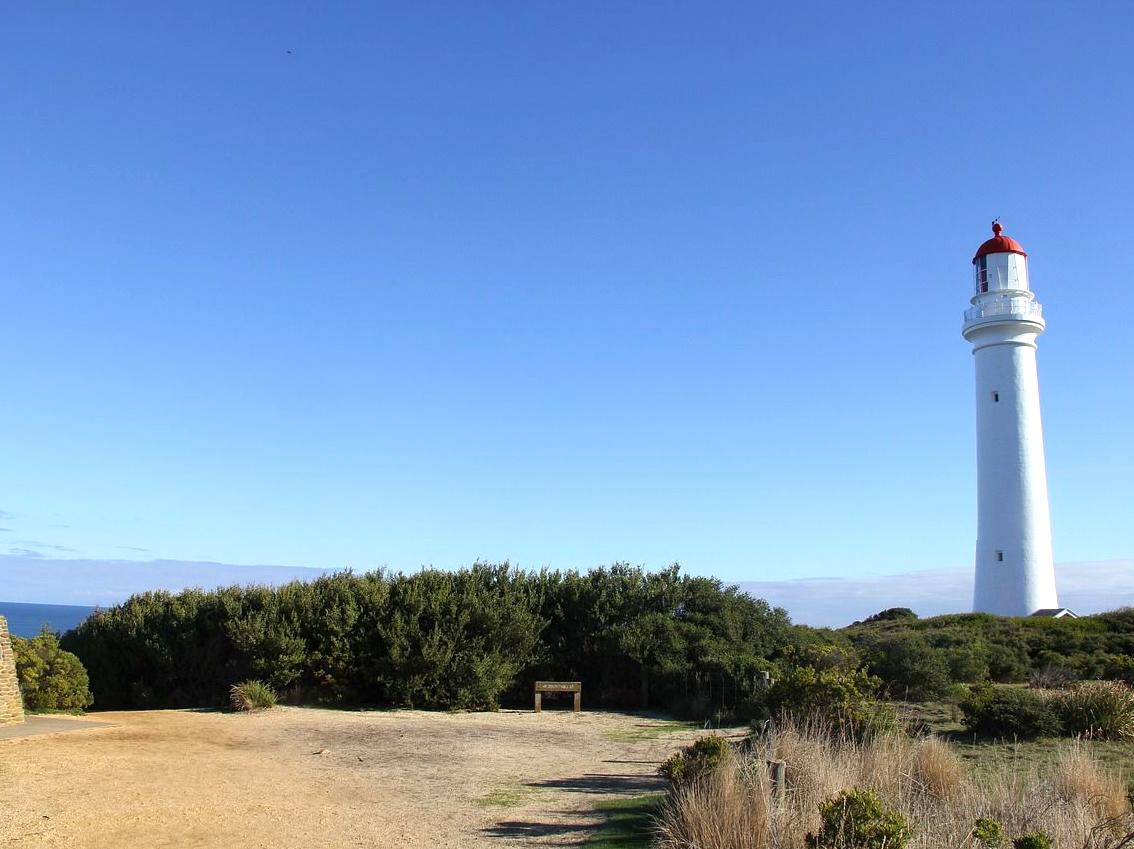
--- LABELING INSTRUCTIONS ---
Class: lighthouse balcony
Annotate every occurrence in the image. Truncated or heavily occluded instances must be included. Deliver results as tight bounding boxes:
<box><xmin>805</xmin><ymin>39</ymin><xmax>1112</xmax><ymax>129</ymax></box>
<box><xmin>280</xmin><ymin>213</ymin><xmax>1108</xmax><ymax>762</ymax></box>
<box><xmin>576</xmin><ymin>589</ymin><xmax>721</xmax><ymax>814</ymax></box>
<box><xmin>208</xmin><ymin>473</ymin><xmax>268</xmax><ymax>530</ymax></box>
<box><xmin>964</xmin><ymin>297</ymin><xmax>1043</xmax><ymax>328</ymax></box>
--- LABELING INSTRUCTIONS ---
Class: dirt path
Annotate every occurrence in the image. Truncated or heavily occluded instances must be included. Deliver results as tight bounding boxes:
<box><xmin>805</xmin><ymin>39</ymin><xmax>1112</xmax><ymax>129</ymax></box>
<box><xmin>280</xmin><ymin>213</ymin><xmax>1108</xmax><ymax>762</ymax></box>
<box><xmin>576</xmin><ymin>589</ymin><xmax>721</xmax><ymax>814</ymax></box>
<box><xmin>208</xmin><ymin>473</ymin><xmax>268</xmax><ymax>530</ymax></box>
<box><xmin>0</xmin><ymin>707</ymin><xmax>716</xmax><ymax>848</ymax></box>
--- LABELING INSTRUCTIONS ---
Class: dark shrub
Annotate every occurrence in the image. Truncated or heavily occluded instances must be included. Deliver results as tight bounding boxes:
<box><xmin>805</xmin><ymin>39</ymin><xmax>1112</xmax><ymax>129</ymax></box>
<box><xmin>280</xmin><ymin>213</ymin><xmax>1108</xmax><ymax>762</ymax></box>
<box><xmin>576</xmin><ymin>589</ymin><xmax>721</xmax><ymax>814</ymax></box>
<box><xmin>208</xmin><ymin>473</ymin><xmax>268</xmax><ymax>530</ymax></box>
<box><xmin>862</xmin><ymin>608</ymin><xmax>918</xmax><ymax>624</ymax></box>
<box><xmin>865</xmin><ymin>633</ymin><xmax>952</xmax><ymax>700</ymax></box>
<box><xmin>960</xmin><ymin>684</ymin><xmax>1061</xmax><ymax>739</ymax></box>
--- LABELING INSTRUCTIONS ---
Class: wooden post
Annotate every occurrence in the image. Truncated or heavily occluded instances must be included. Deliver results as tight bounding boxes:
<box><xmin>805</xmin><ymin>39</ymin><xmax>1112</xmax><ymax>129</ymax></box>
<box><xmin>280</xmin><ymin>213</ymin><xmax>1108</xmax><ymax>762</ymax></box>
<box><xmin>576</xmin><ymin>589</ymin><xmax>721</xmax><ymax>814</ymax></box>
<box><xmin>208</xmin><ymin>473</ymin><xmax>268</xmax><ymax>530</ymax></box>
<box><xmin>534</xmin><ymin>692</ymin><xmax>542</xmax><ymax>713</ymax></box>
<box><xmin>573</xmin><ymin>691</ymin><xmax>581</xmax><ymax>712</ymax></box>
<box><xmin>767</xmin><ymin>759</ymin><xmax>786</xmax><ymax>801</ymax></box>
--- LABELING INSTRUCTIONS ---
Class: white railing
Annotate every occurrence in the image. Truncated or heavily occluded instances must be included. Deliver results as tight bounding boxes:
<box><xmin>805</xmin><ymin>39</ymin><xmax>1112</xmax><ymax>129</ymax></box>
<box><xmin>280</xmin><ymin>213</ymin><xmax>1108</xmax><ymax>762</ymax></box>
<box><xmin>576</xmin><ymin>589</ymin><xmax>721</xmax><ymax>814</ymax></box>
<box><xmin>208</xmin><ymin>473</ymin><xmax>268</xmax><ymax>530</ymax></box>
<box><xmin>964</xmin><ymin>299</ymin><xmax>1043</xmax><ymax>324</ymax></box>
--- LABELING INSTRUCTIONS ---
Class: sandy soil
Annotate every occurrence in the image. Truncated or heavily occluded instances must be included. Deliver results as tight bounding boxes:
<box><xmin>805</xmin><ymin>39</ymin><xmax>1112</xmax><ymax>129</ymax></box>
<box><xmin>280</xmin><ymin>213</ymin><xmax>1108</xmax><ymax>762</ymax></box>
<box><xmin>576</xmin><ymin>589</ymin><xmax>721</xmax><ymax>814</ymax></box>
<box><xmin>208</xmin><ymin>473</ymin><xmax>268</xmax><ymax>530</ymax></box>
<box><xmin>0</xmin><ymin>707</ymin><xmax>716</xmax><ymax>848</ymax></box>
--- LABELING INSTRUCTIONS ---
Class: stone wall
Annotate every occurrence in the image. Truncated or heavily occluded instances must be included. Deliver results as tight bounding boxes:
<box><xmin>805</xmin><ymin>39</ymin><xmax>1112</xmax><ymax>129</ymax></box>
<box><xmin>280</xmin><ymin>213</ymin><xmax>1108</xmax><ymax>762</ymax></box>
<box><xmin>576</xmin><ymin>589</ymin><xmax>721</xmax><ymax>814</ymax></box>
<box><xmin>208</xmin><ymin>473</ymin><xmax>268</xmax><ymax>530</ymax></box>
<box><xmin>0</xmin><ymin>615</ymin><xmax>25</xmax><ymax>725</ymax></box>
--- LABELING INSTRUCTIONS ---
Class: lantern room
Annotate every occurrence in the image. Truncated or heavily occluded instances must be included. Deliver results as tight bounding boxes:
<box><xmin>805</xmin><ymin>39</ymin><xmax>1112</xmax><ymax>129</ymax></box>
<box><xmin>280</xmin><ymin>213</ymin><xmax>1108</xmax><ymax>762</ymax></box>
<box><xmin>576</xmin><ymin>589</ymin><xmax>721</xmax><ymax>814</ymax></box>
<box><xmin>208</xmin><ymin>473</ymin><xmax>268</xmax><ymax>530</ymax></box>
<box><xmin>973</xmin><ymin>221</ymin><xmax>1029</xmax><ymax>296</ymax></box>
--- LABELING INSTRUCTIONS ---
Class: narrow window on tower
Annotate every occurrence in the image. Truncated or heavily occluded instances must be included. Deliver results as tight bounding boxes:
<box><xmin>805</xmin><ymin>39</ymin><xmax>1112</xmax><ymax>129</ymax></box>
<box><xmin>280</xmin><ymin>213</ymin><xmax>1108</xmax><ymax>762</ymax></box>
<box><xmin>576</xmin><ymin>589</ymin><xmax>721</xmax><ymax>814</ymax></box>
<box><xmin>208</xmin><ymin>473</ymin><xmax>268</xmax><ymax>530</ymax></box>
<box><xmin>992</xmin><ymin>391</ymin><xmax>1000</xmax><ymax>403</ymax></box>
<box><xmin>996</xmin><ymin>550</ymin><xmax>1004</xmax><ymax>562</ymax></box>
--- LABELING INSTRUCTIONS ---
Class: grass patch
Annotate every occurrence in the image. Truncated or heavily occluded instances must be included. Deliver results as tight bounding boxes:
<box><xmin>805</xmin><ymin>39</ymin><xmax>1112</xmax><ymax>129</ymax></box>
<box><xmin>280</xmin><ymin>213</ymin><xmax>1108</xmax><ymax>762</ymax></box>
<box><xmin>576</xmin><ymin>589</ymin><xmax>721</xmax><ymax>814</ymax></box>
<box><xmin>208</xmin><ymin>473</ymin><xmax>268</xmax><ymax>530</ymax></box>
<box><xmin>949</xmin><ymin>737</ymin><xmax>1134</xmax><ymax>792</ymax></box>
<box><xmin>604</xmin><ymin>719</ymin><xmax>696</xmax><ymax>742</ymax></box>
<box><xmin>585</xmin><ymin>793</ymin><xmax>663</xmax><ymax>849</ymax></box>
<box><xmin>899</xmin><ymin>699</ymin><xmax>1134</xmax><ymax>795</ymax></box>
<box><xmin>475</xmin><ymin>782</ymin><xmax>538</xmax><ymax>808</ymax></box>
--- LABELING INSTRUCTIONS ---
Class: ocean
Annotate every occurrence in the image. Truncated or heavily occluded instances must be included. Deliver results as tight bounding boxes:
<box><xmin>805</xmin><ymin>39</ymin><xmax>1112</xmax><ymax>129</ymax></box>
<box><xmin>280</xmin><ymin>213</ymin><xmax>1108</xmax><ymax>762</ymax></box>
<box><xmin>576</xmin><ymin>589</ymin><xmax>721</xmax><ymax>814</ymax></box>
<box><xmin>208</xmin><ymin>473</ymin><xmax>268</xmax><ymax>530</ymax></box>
<box><xmin>0</xmin><ymin>602</ymin><xmax>98</xmax><ymax>638</ymax></box>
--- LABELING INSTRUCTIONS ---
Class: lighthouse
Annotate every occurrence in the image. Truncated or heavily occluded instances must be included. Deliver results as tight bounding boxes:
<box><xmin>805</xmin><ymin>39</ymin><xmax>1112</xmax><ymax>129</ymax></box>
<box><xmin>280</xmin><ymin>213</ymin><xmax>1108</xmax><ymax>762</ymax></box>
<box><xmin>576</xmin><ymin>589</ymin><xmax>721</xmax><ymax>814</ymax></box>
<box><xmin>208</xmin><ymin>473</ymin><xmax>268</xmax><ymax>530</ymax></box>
<box><xmin>963</xmin><ymin>222</ymin><xmax>1059</xmax><ymax>616</ymax></box>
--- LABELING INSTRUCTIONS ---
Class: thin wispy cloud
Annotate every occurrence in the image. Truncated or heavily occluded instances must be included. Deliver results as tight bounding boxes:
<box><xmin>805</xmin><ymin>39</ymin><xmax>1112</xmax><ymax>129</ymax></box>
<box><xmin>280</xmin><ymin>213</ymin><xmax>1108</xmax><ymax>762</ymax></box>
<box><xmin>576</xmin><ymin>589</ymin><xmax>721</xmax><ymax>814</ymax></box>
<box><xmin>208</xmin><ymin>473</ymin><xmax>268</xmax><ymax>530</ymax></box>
<box><xmin>736</xmin><ymin>560</ymin><xmax>1134</xmax><ymax>627</ymax></box>
<box><xmin>8</xmin><ymin>548</ymin><xmax>45</xmax><ymax>559</ymax></box>
<box><xmin>10</xmin><ymin>540</ymin><xmax>77</xmax><ymax>553</ymax></box>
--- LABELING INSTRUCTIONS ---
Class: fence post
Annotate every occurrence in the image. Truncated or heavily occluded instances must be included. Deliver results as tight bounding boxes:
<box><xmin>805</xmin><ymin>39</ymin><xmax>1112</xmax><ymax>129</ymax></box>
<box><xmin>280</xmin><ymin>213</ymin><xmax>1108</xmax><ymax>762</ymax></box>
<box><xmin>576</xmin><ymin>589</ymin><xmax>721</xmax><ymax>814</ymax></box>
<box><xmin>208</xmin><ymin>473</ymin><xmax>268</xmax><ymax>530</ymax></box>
<box><xmin>767</xmin><ymin>759</ymin><xmax>786</xmax><ymax>801</ymax></box>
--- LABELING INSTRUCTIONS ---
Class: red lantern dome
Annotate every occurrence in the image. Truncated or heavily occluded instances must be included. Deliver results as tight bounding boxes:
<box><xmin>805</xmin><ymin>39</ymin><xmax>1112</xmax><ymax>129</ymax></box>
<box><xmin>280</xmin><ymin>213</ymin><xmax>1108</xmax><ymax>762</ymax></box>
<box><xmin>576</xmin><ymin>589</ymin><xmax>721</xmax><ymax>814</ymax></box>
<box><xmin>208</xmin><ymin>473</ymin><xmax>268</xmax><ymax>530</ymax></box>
<box><xmin>973</xmin><ymin>221</ymin><xmax>1027</xmax><ymax>264</ymax></box>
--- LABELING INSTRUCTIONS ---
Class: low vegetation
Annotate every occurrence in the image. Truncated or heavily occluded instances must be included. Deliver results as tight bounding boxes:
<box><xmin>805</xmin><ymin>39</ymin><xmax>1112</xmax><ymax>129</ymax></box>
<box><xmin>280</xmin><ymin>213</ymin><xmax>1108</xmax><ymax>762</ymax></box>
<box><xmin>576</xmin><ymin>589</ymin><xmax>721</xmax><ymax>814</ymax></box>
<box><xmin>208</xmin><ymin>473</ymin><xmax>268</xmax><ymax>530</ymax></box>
<box><xmin>845</xmin><ymin>607</ymin><xmax>1134</xmax><ymax>694</ymax></box>
<box><xmin>960</xmin><ymin>680</ymin><xmax>1134</xmax><ymax>741</ymax></box>
<box><xmin>11</xmin><ymin>628</ymin><xmax>93</xmax><ymax>712</ymax></box>
<box><xmin>585</xmin><ymin>795</ymin><xmax>664</xmax><ymax>849</ymax></box>
<box><xmin>655</xmin><ymin>720</ymin><xmax>1133</xmax><ymax>849</ymax></box>
<box><xmin>229</xmin><ymin>679</ymin><xmax>278</xmax><ymax>711</ymax></box>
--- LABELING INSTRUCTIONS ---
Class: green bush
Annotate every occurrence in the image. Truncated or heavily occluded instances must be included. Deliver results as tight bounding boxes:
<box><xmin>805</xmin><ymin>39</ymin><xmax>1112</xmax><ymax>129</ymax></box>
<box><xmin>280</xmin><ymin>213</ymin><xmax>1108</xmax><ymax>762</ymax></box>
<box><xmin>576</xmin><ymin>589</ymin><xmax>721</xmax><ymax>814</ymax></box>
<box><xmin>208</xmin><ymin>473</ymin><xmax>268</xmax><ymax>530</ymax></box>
<box><xmin>229</xmin><ymin>679</ymin><xmax>278</xmax><ymax>711</ymax></box>
<box><xmin>1012</xmin><ymin>834</ymin><xmax>1053</xmax><ymax>849</ymax></box>
<box><xmin>972</xmin><ymin>817</ymin><xmax>1006</xmax><ymax>848</ymax></box>
<box><xmin>658</xmin><ymin>734</ymin><xmax>731</xmax><ymax>784</ymax></box>
<box><xmin>12</xmin><ymin>629</ymin><xmax>93</xmax><ymax>712</ymax></box>
<box><xmin>806</xmin><ymin>788</ymin><xmax>910</xmax><ymax>849</ymax></box>
<box><xmin>1052</xmin><ymin>680</ymin><xmax>1134</xmax><ymax>740</ymax></box>
<box><xmin>960</xmin><ymin>684</ymin><xmax>1061</xmax><ymax>740</ymax></box>
<box><xmin>767</xmin><ymin>663</ymin><xmax>891</xmax><ymax>735</ymax></box>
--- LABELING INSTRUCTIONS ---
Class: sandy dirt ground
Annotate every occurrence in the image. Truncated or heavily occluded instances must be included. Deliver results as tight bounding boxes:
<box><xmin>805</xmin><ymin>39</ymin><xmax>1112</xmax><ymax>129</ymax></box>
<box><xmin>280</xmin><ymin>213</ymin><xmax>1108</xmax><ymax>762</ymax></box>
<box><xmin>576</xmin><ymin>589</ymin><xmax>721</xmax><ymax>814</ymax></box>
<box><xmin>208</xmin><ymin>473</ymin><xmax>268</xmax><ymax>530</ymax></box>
<box><xmin>0</xmin><ymin>707</ymin><xmax>718</xmax><ymax>848</ymax></box>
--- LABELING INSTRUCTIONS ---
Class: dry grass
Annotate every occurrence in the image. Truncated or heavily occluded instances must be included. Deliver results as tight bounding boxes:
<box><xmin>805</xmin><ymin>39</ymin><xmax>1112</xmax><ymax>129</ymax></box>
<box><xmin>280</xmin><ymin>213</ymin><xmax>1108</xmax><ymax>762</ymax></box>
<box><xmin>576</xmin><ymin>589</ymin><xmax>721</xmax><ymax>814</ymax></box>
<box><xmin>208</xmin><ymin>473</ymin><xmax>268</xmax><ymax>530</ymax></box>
<box><xmin>1054</xmin><ymin>744</ymin><xmax>1130</xmax><ymax>826</ymax></box>
<box><xmin>658</xmin><ymin>749</ymin><xmax>771</xmax><ymax>849</ymax></box>
<box><xmin>656</xmin><ymin>720</ymin><xmax>1134</xmax><ymax>849</ymax></box>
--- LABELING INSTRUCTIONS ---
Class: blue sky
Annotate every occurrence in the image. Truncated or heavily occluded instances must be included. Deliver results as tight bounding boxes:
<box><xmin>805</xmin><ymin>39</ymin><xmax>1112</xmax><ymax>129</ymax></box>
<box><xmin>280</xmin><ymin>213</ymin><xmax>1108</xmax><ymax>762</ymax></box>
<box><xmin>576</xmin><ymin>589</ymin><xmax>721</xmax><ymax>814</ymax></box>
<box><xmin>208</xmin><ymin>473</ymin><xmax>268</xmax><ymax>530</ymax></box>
<box><xmin>2</xmin><ymin>3</ymin><xmax>1133</xmax><ymax>597</ymax></box>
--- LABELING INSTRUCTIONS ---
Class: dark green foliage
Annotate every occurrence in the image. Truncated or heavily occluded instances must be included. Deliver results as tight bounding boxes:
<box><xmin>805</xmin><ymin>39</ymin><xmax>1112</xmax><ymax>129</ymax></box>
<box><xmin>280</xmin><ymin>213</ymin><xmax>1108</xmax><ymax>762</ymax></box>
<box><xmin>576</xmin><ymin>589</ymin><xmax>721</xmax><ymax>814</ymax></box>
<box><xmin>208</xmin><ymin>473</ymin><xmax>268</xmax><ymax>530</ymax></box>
<box><xmin>806</xmin><ymin>788</ymin><xmax>910</xmax><ymax>849</ymax></box>
<box><xmin>960</xmin><ymin>684</ymin><xmax>1061</xmax><ymax>740</ymax></box>
<box><xmin>1012</xmin><ymin>834</ymin><xmax>1053</xmax><ymax>849</ymax></box>
<box><xmin>658</xmin><ymin>734</ymin><xmax>731</xmax><ymax>784</ymax></box>
<box><xmin>12</xmin><ymin>628</ymin><xmax>94</xmax><ymax>712</ymax></box>
<box><xmin>862</xmin><ymin>608</ymin><xmax>918</xmax><ymax>624</ymax></box>
<box><xmin>860</xmin><ymin>632</ymin><xmax>952</xmax><ymax>700</ymax></box>
<box><xmin>62</xmin><ymin>563</ymin><xmax>794</xmax><ymax>719</ymax></box>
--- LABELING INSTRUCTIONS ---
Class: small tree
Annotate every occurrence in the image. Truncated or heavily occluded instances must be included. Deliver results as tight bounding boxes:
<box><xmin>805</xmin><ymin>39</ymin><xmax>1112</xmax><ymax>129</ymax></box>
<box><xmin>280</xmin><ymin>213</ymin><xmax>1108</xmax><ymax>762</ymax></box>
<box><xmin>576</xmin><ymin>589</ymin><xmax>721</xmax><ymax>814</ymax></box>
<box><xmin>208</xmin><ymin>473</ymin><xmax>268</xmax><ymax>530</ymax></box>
<box><xmin>13</xmin><ymin>628</ymin><xmax>94</xmax><ymax>712</ymax></box>
<box><xmin>866</xmin><ymin>633</ymin><xmax>952</xmax><ymax>701</ymax></box>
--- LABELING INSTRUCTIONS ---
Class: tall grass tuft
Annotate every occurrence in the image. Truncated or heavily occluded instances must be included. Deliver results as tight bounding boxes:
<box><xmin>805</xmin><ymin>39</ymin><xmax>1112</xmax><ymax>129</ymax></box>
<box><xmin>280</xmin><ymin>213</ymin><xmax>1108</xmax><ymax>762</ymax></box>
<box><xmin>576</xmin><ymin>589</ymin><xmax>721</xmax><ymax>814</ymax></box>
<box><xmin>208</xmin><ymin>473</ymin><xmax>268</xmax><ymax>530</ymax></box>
<box><xmin>1053</xmin><ymin>743</ymin><xmax>1130</xmax><ymax>826</ymax></box>
<box><xmin>229</xmin><ymin>679</ymin><xmax>278</xmax><ymax>712</ymax></box>
<box><xmin>1053</xmin><ymin>680</ymin><xmax>1134</xmax><ymax>741</ymax></box>
<box><xmin>656</xmin><ymin>720</ymin><xmax>1134</xmax><ymax>849</ymax></box>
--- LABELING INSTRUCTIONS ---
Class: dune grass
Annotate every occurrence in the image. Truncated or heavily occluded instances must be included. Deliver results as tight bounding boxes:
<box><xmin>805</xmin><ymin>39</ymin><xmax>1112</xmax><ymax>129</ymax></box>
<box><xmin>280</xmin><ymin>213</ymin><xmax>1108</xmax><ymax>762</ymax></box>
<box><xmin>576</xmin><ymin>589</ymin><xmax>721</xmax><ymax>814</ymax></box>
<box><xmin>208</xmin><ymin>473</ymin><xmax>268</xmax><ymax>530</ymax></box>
<box><xmin>655</xmin><ymin>719</ymin><xmax>1134</xmax><ymax>849</ymax></box>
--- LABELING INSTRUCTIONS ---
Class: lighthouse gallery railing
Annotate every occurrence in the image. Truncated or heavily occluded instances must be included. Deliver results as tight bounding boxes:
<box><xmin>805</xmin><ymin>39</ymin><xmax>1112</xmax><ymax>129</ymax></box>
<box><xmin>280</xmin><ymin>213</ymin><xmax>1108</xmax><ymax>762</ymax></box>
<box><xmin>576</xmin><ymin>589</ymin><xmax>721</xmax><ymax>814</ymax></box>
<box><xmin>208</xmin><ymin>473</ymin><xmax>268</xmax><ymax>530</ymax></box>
<box><xmin>965</xmin><ymin>299</ymin><xmax>1043</xmax><ymax>324</ymax></box>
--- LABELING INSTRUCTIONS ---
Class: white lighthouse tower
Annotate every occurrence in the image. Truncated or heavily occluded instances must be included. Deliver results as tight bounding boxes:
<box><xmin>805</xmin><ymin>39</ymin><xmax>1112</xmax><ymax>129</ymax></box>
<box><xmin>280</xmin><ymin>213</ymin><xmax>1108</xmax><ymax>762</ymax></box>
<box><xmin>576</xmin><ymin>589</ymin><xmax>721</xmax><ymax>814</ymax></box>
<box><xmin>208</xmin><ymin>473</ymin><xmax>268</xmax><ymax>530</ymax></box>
<box><xmin>963</xmin><ymin>222</ymin><xmax>1059</xmax><ymax>616</ymax></box>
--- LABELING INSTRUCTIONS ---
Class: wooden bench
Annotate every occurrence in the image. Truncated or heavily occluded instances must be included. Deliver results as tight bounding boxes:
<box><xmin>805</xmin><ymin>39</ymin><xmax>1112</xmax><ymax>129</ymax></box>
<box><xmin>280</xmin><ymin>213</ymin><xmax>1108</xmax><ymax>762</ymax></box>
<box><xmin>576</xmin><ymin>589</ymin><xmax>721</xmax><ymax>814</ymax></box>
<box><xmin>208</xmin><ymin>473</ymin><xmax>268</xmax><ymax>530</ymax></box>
<box><xmin>534</xmin><ymin>681</ymin><xmax>581</xmax><ymax>712</ymax></box>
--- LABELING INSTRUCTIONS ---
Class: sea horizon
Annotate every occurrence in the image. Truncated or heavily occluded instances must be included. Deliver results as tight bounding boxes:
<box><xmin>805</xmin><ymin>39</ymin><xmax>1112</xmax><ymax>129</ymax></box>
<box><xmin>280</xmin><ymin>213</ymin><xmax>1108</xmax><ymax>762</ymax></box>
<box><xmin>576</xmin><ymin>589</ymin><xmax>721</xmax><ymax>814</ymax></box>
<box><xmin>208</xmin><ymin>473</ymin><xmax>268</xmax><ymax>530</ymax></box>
<box><xmin>0</xmin><ymin>601</ymin><xmax>98</xmax><ymax>638</ymax></box>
